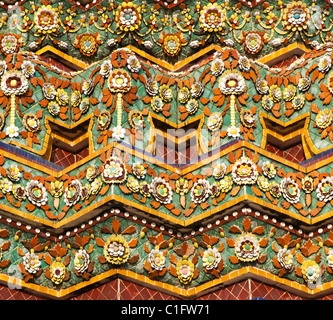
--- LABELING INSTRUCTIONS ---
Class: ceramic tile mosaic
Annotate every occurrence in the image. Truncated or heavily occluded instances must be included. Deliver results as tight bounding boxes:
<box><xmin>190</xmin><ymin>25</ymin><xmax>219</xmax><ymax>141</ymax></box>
<box><xmin>2</xmin><ymin>0</ymin><xmax>333</xmax><ymax>300</ymax></box>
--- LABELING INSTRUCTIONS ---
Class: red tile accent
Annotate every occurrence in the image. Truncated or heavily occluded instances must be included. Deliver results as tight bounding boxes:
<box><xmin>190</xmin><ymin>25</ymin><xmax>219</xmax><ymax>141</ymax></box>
<box><xmin>271</xmin><ymin>55</ymin><xmax>300</xmax><ymax>69</ymax></box>
<box><xmin>50</xmin><ymin>147</ymin><xmax>90</xmax><ymax>167</ymax></box>
<box><xmin>266</xmin><ymin>142</ymin><xmax>304</xmax><ymax>164</ymax></box>
<box><xmin>250</xmin><ymin>280</ymin><xmax>304</xmax><ymax>300</ymax></box>
<box><xmin>0</xmin><ymin>284</ymin><xmax>43</xmax><ymax>300</ymax></box>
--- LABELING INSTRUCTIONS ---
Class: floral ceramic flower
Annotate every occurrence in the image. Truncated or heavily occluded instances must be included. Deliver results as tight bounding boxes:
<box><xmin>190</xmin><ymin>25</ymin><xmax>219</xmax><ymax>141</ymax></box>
<box><xmin>74</xmin><ymin>249</ymin><xmax>90</xmax><ymax>274</ymax></box>
<box><xmin>218</xmin><ymin>70</ymin><xmax>247</xmax><ymax>96</ymax></box>
<box><xmin>97</xmin><ymin>111</ymin><xmax>112</xmax><ymax>131</ymax></box>
<box><xmin>282</xmin><ymin>1</ymin><xmax>308</xmax><ymax>32</ymax></box>
<box><xmin>42</xmin><ymin>83</ymin><xmax>56</xmax><ymax>100</ymax></box>
<box><xmin>270</xmin><ymin>181</ymin><xmax>281</xmax><ymax>198</ymax></box>
<box><xmin>81</xmin><ymin>184</ymin><xmax>91</xmax><ymax>201</ymax></box>
<box><xmin>145</xmin><ymin>79</ymin><xmax>158</xmax><ymax>96</ymax></box>
<box><xmin>316</xmin><ymin>176</ymin><xmax>333</xmax><ymax>202</ymax></box>
<box><xmin>34</xmin><ymin>5</ymin><xmax>59</xmax><ymax>34</ymax></box>
<box><xmin>232</xmin><ymin>157</ymin><xmax>258</xmax><ymax>185</ymax></box>
<box><xmin>269</xmin><ymin>85</ymin><xmax>282</xmax><ymax>102</ymax></box>
<box><xmin>178</xmin><ymin>87</ymin><xmax>190</xmax><ymax>104</ymax></box>
<box><xmin>23</xmin><ymin>114</ymin><xmax>39</xmax><ymax>132</ymax></box>
<box><xmin>211</xmin><ymin>58</ymin><xmax>224</xmax><ymax>76</ymax></box>
<box><xmin>207</xmin><ymin>112</ymin><xmax>223</xmax><ymax>132</ymax></box>
<box><xmin>50</xmin><ymin>181</ymin><xmax>63</xmax><ymax>198</ymax></box>
<box><xmin>102</xmin><ymin>157</ymin><xmax>127</xmax><ymax>184</ymax></box>
<box><xmin>302</xmin><ymin>176</ymin><xmax>314</xmax><ymax>194</ymax></box>
<box><xmin>5</xmin><ymin>125</ymin><xmax>19</xmax><ymax>138</ymax></box>
<box><xmin>23</xmin><ymin>251</ymin><xmax>41</xmax><ymax>274</ymax></box>
<box><xmin>191</xmin><ymin>82</ymin><xmax>204</xmax><ymax>98</ymax></box>
<box><xmin>50</xmin><ymin>260</ymin><xmax>66</xmax><ymax>284</ymax></box>
<box><xmin>175</xmin><ymin>179</ymin><xmax>189</xmax><ymax>195</ymax></box>
<box><xmin>240</xmin><ymin>109</ymin><xmax>255</xmax><ymax>128</ymax></box>
<box><xmin>292</xmin><ymin>95</ymin><xmax>305</xmax><ymax>110</ymax></box>
<box><xmin>151</xmin><ymin>96</ymin><xmax>164</xmax><ymax>112</ymax></box>
<box><xmin>103</xmin><ymin>234</ymin><xmax>130</xmax><ymax>265</ymax></box>
<box><xmin>280</xmin><ymin>177</ymin><xmax>301</xmax><ymax>204</ymax></box>
<box><xmin>184</xmin><ymin>99</ymin><xmax>198</xmax><ymax>115</ymax></box>
<box><xmin>140</xmin><ymin>181</ymin><xmax>151</xmax><ymax>197</ymax></box>
<box><xmin>100</xmin><ymin>60</ymin><xmax>112</xmax><ymax>78</ymax></box>
<box><xmin>48</xmin><ymin>101</ymin><xmax>60</xmax><ymax>116</ymax></box>
<box><xmin>235</xmin><ymin>233</ymin><xmax>260</xmax><ymax>262</ymax></box>
<box><xmin>262</xmin><ymin>161</ymin><xmax>276</xmax><ymax>179</ymax></box>
<box><xmin>150</xmin><ymin>177</ymin><xmax>173</xmax><ymax>205</ymax></box>
<box><xmin>1</xmin><ymin>70</ymin><xmax>28</xmax><ymax>96</ymax></box>
<box><xmin>298</xmin><ymin>76</ymin><xmax>311</xmax><ymax>92</ymax></box>
<box><xmin>0</xmin><ymin>179</ymin><xmax>12</xmax><ymax>194</ymax></box>
<box><xmin>86</xmin><ymin>165</ymin><xmax>99</xmax><ymax>182</ymax></box>
<box><xmin>199</xmin><ymin>3</ymin><xmax>226</xmax><ymax>33</ymax></box>
<box><xmin>56</xmin><ymin>88</ymin><xmax>68</xmax><ymax>106</ymax></box>
<box><xmin>327</xmin><ymin>249</ymin><xmax>333</xmax><ymax>268</ymax></box>
<box><xmin>255</xmin><ymin>78</ymin><xmax>269</xmax><ymax>95</ymax></box>
<box><xmin>277</xmin><ymin>248</ymin><xmax>294</xmax><ymax>270</ymax></box>
<box><xmin>283</xmin><ymin>85</ymin><xmax>296</xmax><ymax>102</ymax></box>
<box><xmin>132</xmin><ymin>163</ymin><xmax>146</xmax><ymax>179</ymax></box>
<box><xmin>80</xmin><ymin>98</ymin><xmax>90</xmax><ymax>114</ymax></box>
<box><xmin>82</xmin><ymin>79</ymin><xmax>94</xmax><ymax>96</ymax></box>
<box><xmin>190</xmin><ymin>179</ymin><xmax>210</xmax><ymax>204</ymax></box>
<box><xmin>176</xmin><ymin>258</ymin><xmax>194</xmax><ymax>284</ymax></box>
<box><xmin>316</xmin><ymin>109</ymin><xmax>333</xmax><ymax>129</ymax></box>
<box><xmin>213</xmin><ymin>163</ymin><xmax>227</xmax><ymax>180</ymax></box>
<box><xmin>112</xmin><ymin>125</ymin><xmax>126</xmax><ymax>141</ymax></box>
<box><xmin>21</xmin><ymin>61</ymin><xmax>35</xmax><ymax>79</ymax></box>
<box><xmin>0</xmin><ymin>61</ymin><xmax>6</xmax><ymax>78</ymax></box>
<box><xmin>127</xmin><ymin>176</ymin><xmax>140</xmax><ymax>193</ymax></box>
<box><xmin>261</xmin><ymin>95</ymin><xmax>274</xmax><ymax>111</ymax></box>
<box><xmin>12</xmin><ymin>185</ymin><xmax>26</xmax><ymax>200</ymax></box>
<box><xmin>209</xmin><ymin>183</ymin><xmax>220</xmax><ymax>198</ymax></box>
<box><xmin>74</xmin><ymin>33</ymin><xmax>100</xmax><ymax>56</ymax></box>
<box><xmin>70</xmin><ymin>90</ymin><xmax>81</xmax><ymax>108</ymax></box>
<box><xmin>257</xmin><ymin>176</ymin><xmax>270</xmax><ymax>192</ymax></box>
<box><xmin>219</xmin><ymin>176</ymin><xmax>233</xmax><ymax>193</ymax></box>
<box><xmin>159</xmin><ymin>84</ymin><xmax>172</xmax><ymax>102</ymax></box>
<box><xmin>202</xmin><ymin>247</ymin><xmax>221</xmax><ymax>271</ymax></box>
<box><xmin>108</xmin><ymin>69</ymin><xmax>131</xmax><ymax>93</ymax></box>
<box><xmin>6</xmin><ymin>165</ymin><xmax>21</xmax><ymax>182</ymax></box>
<box><xmin>0</xmin><ymin>34</ymin><xmax>21</xmax><ymax>55</ymax></box>
<box><xmin>26</xmin><ymin>180</ymin><xmax>48</xmax><ymax>207</ymax></box>
<box><xmin>318</xmin><ymin>56</ymin><xmax>332</xmax><ymax>73</ymax></box>
<box><xmin>91</xmin><ymin>178</ymin><xmax>102</xmax><ymax>195</ymax></box>
<box><xmin>127</xmin><ymin>55</ymin><xmax>141</xmax><ymax>73</ymax></box>
<box><xmin>64</xmin><ymin>179</ymin><xmax>82</xmax><ymax>207</ymax></box>
<box><xmin>115</xmin><ymin>2</ymin><xmax>141</xmax><ymax>32</ymax></box>
<box><xmin>241</xmin><ymin>31</ymin><xmax>266</xmax><ymax>55</ymax></box>
<box><xmin>238</xmin><ymin>56</ymin><xmax>251</xmax><ymax>72</ymax></box>
<box><xmin>147</xmin><ymin>248</ymin><xmax>166</xmax><ymax>271</ymax></box>
<box><xmin>160</xmin><ymin>31</ymin><xmax>184</xmax><ymax>57</ymax></box>
<box><xmin>227</xmin><ymin>126</ymin><xmax>241</xmax><ymax>139</ymax></box>
<box><xmin>301</xmin><ymin>260</ymin><xmax>320</xmax><ymax>285</ymax></box>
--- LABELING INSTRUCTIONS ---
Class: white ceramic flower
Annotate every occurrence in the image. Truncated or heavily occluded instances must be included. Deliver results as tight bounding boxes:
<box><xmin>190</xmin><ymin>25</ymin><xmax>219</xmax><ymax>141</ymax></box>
<box><xmin>112</xmin><ymin>125</ymin><xmax>126</xmax><ymax>140</ymax></box>
<box><xmin>6</xmin><ymin>125</ymin><xmax>19</xmax><ymax>138</ymax></box>
<box><xmin>23</xmin><ymin>251</ymin><xmax>41</xmax><ymax>274</ymax></box>
<box><xmin>202</xmin><ymin>247</ymin><xmax>221</xmax><ymax>270</ymax></box>
<box><xmin>148</xmin><ymin>248</ymin><xmax>166</xmax><ymax>271</ymax></box>
<box><xmin>227</xmin><ymin>125</ymin><xmax>240</xmax><ymax>138</ymax></box>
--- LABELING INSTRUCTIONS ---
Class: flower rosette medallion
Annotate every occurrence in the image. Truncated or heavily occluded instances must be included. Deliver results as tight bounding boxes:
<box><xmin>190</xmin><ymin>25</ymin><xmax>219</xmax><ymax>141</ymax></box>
<box><xmin>96</xmin><ymin>217</ymin><xmax>139</xmax><ymax>266</ymax></box>
<box><xmin>169</xmin><ymin>242</ymin><xmax>199</xmax><ymax>285</ymax></box>
<box><xmin>227</xmin><ymin>217</ymin><xmax>269</xmax><ymax>264</ymax></box>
